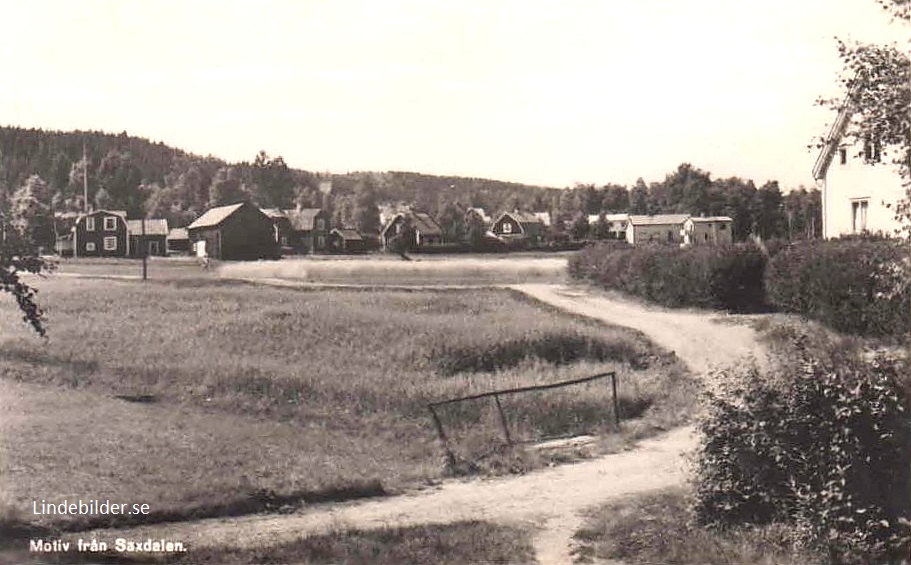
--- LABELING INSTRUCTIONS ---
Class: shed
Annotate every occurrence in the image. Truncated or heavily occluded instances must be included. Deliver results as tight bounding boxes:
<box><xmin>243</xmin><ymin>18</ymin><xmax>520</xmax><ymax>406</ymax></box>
<box><xmin>127</xmin><ymin>219</ymin><xmax>169</xmax><ymax>257</ymax></box>
<box><xmin>328</xmin><ymin>228</ymin><xmax>367</xmax><ymax>253</ymax></box>
<box><xmin>166</xmin><ymin>228</ymin><xmax>190</xmax><ymax>254</ymax></box>
<box><xmin>187</xmin><ymin>202</ymin><xmax>278</xmax><ymax>260</ymax></box>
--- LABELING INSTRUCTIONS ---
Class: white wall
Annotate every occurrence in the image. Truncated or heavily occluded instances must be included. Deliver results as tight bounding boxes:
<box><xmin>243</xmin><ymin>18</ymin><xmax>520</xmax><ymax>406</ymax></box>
<box><xmin>821</xmin><ymin>142</ymin><xmax>905</xmax><ymax>239</ymax></box>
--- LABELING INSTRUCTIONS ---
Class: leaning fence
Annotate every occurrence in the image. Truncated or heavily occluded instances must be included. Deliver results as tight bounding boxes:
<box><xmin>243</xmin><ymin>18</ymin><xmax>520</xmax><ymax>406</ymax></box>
<box><xmin>427</xmin><ymin>371</ymin><xmax>620</xmax><ymax>465</ymax></box>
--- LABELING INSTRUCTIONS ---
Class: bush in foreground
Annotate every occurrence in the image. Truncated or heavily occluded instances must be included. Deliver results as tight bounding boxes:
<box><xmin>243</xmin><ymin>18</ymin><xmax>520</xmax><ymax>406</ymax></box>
<box><xmin>693</xmin><ymin>329</ymin><xmax>911</xmax><ymax>563</ymax></box>
<box><xmin>569</xmin><ymin>242</ymin><xmax>768</xmax><ymax>312</ymax></box>
<box><xmin>765</xmin><ymin>237</ymin><xmax>911</xmax><ymax>338</ymax></box>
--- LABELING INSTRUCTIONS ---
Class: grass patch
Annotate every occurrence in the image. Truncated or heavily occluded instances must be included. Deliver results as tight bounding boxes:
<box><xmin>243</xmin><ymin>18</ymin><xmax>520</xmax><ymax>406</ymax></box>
<box><xmin>2</xmin><ymin>520</ymin><xmax>537</xmax><ymax>565</ymax></box>
<box><xmin>0</xmin><ymin>275</ymin><xmax>691</xmax><ymax>531</ymax></box>
<box><xmin>574</xmin><ymin>487</ymin><xmax>825</xmax><ymax>565</ymax></box>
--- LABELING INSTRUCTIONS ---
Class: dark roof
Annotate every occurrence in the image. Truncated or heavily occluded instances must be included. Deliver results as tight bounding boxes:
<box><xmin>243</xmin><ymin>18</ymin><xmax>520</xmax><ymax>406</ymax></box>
<box><xmin>411</xmin><ymin>212</ymin><xmax>443</xmax><ymax>235</ymax></box>
<box><xmin>331</xmin><ymin>228</ymin><xmax>363</xmax><ymax>241</ymax></box>
<box><xmin>187</xmin><ymin>202</ymin><xmax>246</xmax><ymax>230</ymax></box>
<box><xmin>127</xmin><ymin>219</ymin><xmax>169</xmax><ymax>236</ymax></box>
<box><xmin>167</xmin><ymin>228</ymin><xmax>189</xmax><ymax>241</ymax></box>
<box><xmin>495</xmin><ymin>211</ymin><xmax>544</xmax><ymax>226</ymax></box>
<box><xmin>283</xmin><ymin>208</ymin><xmax>324</xmax><ymax>231</ymax></box>
<box><xmin>629</xmin><ymin>214</ymin><xmax>690</xmax><ymax>226</ymax></box>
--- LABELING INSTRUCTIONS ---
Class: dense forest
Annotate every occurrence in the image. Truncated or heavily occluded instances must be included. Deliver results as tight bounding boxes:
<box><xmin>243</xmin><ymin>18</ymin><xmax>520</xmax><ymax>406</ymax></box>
<box><xmin>0</xmin><ymin>126</ymin><xmax>821</xmax><ymax>249</ymax></box>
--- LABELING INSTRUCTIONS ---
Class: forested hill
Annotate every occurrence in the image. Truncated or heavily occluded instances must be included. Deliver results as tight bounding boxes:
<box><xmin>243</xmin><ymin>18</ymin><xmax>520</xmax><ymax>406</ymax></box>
<box><xmin>0</xmin><ymin>126</ymin><xmax>821</xmax><ymax>242</ymax></box>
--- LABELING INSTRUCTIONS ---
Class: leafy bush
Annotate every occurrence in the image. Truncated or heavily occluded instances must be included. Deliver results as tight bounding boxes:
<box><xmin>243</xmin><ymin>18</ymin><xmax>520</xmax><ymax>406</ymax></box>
<box><xmin>766</xmin><ymin>238</ymin><xmax>911</xmax><ymax>338</ymax></box>
<box><xmin>569</xmin><ymin>242</ymin><xmax>768</xmax><ymax>312</ymax></box>
<box><xmin>693</xmin><ymin>331</ymin><xmax>911</xmax><ymax>564</ymax></box>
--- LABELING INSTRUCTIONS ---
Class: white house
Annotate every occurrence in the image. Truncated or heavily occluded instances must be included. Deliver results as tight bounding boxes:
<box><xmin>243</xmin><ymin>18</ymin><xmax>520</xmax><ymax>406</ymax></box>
<box><xmin>626</xmin><ymin>214</ymin><xmax>690</xmax><ymax>244</ymax></box>
<box><xmin>812</xmin><ymin>96</ymin><xmax>906</xmax><ymax>239</ymax></box>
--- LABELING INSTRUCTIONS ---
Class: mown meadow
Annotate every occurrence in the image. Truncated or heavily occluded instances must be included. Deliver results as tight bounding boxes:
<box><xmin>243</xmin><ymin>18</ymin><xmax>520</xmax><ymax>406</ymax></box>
<box><xmin>0</xmin><ymin>273</ymin><xmax>691</xmax><ymax>533</ymax></box>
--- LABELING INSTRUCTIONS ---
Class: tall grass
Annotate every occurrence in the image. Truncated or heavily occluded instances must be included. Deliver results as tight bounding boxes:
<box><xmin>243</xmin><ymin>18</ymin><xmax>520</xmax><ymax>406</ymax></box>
<box><xmin>0</xmin><ymin>278</ymin><xmax>690</xmax><ymax>529</ymax></box>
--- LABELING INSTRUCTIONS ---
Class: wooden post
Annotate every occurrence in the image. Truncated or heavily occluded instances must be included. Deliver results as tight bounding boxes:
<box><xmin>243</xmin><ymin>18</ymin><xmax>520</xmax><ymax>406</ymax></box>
<box><xmin>428</xmin><ymin>405</ymin><xmax>456</xmax><ymax>466</ymax></box>
<box><xmin>611</xmin><ymin>373</ymin><xmax>621</xmax><ymax>428</ymax></box>
<box><xmin>493</xmin><ymin>394</ymin><xmax>512</xmax><ymax>445</ymax></box>
<box><xmin>141</xmin><ymin>218</ymin><xmax>147</xmax><ymax>281</ymax></box>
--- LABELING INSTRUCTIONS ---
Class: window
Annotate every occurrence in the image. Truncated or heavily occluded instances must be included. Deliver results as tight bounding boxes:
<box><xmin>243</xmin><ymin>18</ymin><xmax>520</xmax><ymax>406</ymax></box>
<box><xmin>502</xmin><ymin>222</ymin><xmax>513</xmax><ymax>234</ymax></box>
<box><xmin>103</xmin><ymin>236</ymin><xmax>118</xmax><ymax>251</ymax></box>
<box><xmin>85</xmin><ymin>217</ymin><xmax>95</xmax><ymax>231</ymax></box>
<box><xmin>104</xmin><ymin>217</ymin><xmax>117</xmax><ymax>231</ymax></box>
<box><xmin>667</xmin><ymin>230</ymin><xmax>673</xmax><ymax>242</ymax></box>
<box><xmin>317</xmin><ymin>219</ymin><xmax>326</xmax><ymax>231</ymax></box>
<box><xmin>851</xmin><ymin>200</ymin><xmax>869</xmax><ymax>233</ymax></box>
<box><xmin>839</xmin><ymin>147</ymin><xmax>847</xmax><ymax>165</ymax></box>
<box><xmin>863</xmin><ymin>137</ymin><xmax>882</xmax><ymax>163</ymax></box>
<box><xmin>85</xmin><ymin>242</ymin><xmax>96</xmax><ymax>252</ymax></box>
<box><xmin>719</xmin><ymin>224</ymin><xmax>727</xmax><ymax>230</ymax></box>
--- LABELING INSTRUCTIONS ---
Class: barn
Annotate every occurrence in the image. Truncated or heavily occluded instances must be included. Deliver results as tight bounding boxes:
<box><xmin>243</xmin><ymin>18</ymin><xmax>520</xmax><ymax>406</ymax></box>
<box><xmin>187</xmin><ymin>202</ymin><xmax>278</xmax><ymax>261</ymax></box>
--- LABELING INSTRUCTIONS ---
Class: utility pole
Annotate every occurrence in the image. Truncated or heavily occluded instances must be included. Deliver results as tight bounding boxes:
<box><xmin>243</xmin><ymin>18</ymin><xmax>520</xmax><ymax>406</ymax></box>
<box><xmin>141</xmin><ymin>217</ymin><xmax>147</xmax><ymax>281</ymax></box>
<box><xmin>83</xmin><ymin>141</ymin><xmax>89</xmax><ymax>212</ymax></box>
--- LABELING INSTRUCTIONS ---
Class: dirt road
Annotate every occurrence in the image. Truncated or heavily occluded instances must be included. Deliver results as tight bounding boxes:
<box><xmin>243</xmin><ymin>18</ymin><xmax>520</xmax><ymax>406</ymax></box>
<box><xmin>77</xmin><ymin>283</ymin><xmax>766</xmax><ymax>565</ymax></box>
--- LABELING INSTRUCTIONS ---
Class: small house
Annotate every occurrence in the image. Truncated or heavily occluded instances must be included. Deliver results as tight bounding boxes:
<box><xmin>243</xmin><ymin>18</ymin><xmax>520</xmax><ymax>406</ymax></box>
<box><xmin>328</xmin><ymin>228</ymin><xmax>367</xmax><ymax>254</ymax></box>
<box><xmin>489</xmin><ymin>211</ymin><xmax>546</xmax><ymax>247</ymax></box>
<box><xmin>127</xmin><ymin>219</ymin><xmax>169</xmax><ymax>257</ymax></box>
<box><xmin>283</xmin><ymin>208</ymin><xmax>330</xmax><ymax>253</ymax></box>
<box><xmin>588</xmin><ymin>213</ymin><xmax>630</xmax><ymax>240</ymax></box>
<box><xmin>187</xmin><ymin>201</ymin><xmax>278</xmax><ymax>261</ymax></box>
<box><xmin>626</xmin><ymin>214</ymin><xmax>690</xmax><ymax>245</ymax></box>
<box><xmin>70</xmin><ymin>210</ymin><xmax>129</xmax><ymax>257</ymax></box>
<box><xmin>166</xmin><ymin>228</ymin><xmax>190</xmax><ymax>255</ymax></box>
<box><xmin>381</xmin><ymin>212</ymin><xmax>444</xmax><ymax>250</ymax></box>
<box><xmin>683</xmin><ymin>216</ymin><xmax>733</xmax><ymax>245</ymax></box>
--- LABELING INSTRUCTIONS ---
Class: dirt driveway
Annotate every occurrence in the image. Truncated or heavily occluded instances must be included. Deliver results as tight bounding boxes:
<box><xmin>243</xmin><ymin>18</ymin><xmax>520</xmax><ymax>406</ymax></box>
<box><xmin>75</xmin><ymin>283</ymin><xmax>767</xmax><ymax>565</ymax></box>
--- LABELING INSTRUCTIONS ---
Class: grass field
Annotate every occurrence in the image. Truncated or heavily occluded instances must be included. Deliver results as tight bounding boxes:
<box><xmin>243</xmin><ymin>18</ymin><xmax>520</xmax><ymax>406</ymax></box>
<box><xmin>0</xmin><ymin>268</ymin><xmax>691</xmax><ymax>533</ymax></box>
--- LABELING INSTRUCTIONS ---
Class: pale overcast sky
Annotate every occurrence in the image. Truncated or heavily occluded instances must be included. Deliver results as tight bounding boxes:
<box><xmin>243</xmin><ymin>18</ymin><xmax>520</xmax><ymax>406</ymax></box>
<box><xmin>1</xmin><ymin>0</ymin><xmax>906</xmax><ymax>189</ymax></box>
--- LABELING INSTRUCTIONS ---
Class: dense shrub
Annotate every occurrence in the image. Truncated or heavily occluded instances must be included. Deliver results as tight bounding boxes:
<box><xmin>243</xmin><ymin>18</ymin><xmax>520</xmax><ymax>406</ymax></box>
<box><xmin>766</xmin><ymin>238</ymin><xmax>911</xmax><ymax>338</ymax></box>
<box><xmin>569</xmin><ymin>242</ymin><xmax>768</xmax><ymax>312</ymax></box>
<box><xmin>693</xmin><ymin>332</ymin><xmax>911</xmax><ymax>564</ymax></box>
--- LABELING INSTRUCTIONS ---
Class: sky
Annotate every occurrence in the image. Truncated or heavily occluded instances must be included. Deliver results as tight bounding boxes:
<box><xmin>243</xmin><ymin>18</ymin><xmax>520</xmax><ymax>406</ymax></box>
<box><xmin>0</xmin><ymin>0</ymin><xmax>906</xmax><ymax>190</ymax></box>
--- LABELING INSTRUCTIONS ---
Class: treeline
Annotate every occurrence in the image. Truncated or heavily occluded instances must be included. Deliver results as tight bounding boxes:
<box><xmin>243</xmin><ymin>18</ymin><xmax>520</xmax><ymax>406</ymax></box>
<box><xmin>0</xmin><ymin>127</ymin><xmax>821</xmax><ymax>244</ymax></box>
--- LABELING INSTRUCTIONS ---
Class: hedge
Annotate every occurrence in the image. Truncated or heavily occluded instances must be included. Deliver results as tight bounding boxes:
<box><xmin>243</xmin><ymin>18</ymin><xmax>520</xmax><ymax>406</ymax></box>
<box><xmin>568</xmin><ymin>242</ymin><xmax>768</xmax><ymax>312</ymax></box>
<box><xmin>765</xmin><ymin>238</ymin><xmax>910</xmax><ymax>338</ymax></box>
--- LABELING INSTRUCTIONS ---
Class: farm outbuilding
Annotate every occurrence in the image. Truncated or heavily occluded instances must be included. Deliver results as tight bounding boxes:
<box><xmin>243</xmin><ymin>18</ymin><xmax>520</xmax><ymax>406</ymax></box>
<box><xmin>187</xmin><ymin>202</ymin><xmax>278</xmax><ymax>261</ymax></box>
<box><xmin>166</xmin><ymin>228</ymin><xmax>190</xmax><ymax>254</ymax></box>
<box><xmin>328</xmin><ymin>228</ymin><xmax>367</xmax><ymax>253</ymax></box>
<box><xmin>127</xmin><ymin>219</ymin><xmax>169</xmax><ymax>257</ymax></box>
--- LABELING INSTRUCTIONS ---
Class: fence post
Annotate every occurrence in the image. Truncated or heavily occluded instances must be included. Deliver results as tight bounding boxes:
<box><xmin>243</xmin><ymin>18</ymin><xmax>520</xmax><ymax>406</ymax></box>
<box><xmin>428</xmin><ymin>405</ymin><xmax>457</xmax><ymax>466</ymax></box>
<box><xmin>611</xmin><ymin>373</ymin><xmax>621</xmax><ymax>428</ymax></box>
<box><xmin>493</xmin><ymin>394</ymin><xmax>513</xmax><ymax>445</ymax></box>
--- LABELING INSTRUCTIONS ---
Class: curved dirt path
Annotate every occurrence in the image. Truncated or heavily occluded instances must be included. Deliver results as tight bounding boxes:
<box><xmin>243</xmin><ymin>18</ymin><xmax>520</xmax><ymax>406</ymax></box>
<box><xmin>78</xmin><ymin>283</ymin><xmax>767</xmax><ymax>565</ymax></box>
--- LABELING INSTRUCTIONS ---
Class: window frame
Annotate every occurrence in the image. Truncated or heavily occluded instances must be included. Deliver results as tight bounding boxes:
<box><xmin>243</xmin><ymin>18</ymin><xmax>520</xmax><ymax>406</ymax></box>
<box><xmin>103</xmin><ymin>216</ymin><xmax>118</xmax><ymax>231</ymax></box>
<box><xmin>103</xmin><ymin>236</ymin><xmax>118</xmax><ymax>251</ymax></box>
<box><xmin>85</xmin><ymin>217</ymin><xmax>95</xmax><ymax>231</ymax></box>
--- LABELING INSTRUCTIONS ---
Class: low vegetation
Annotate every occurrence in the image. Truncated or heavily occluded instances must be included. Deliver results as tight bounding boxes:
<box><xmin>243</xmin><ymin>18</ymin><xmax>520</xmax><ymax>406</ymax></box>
<box><xmin>571</xmin><ymin>237</ymin><xmax>911</xmax><ymax>341</ymax></box>
<box><xmin>574</xmin><ymin>488</ymin><xmax>825</xmax><ymax>565</ymax></box>
<box><xmin>568</xmin><ymin>242</ymin><xmax>768</xmax><ymax>312</ymax></box>
<box><xmin>0</xmin><ymin>271</ymin><xmax>690</xmax><ymax>533</ymax></box>
<box><xmin>765</xmin><ymin>237</ymin><xmax>910</xmax><ymax>338</ymax></box>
